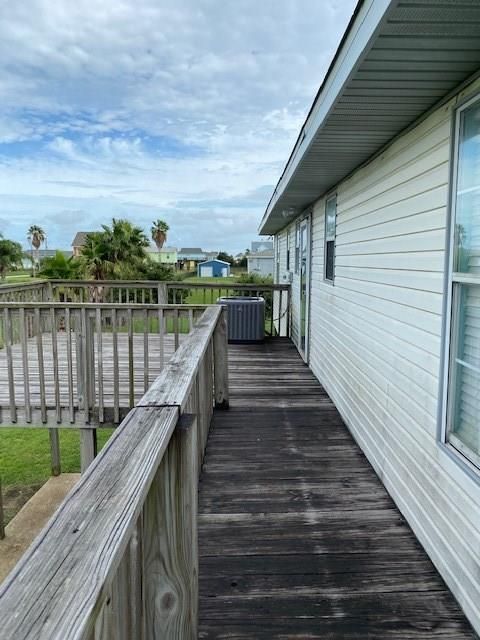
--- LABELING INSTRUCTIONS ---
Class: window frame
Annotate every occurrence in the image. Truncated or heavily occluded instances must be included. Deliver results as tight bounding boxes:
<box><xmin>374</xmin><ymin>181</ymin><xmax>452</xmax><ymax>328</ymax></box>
<box><xmin>441</xmin><ymin>92</ymin><xmax>480</xmax><ymax>472</ymax></box>
<box><xmin>324</xmin><ymin>193</ymin><xmax>337</xmax><ymax>283</ymax></box>
<box><xmin>295</xmin><ymin>222</ymin><xmax>300</xmax><ymax>274</ymax></box>
<box><xmin>286</xmin><ymin>231</ymin><xmax>291</xmax><ymax>272</ymax></box>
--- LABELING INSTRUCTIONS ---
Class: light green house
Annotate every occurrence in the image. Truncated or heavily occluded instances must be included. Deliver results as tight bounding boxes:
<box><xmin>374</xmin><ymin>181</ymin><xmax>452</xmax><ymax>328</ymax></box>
<box><xmin>147</xmin><ymin>245</ymin><xmax>177</xmax><ymax>265</ymax></box>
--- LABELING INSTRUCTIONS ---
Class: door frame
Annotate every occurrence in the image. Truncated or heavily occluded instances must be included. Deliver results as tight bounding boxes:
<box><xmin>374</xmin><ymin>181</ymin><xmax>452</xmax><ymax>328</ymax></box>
<box><xmin>298</xmin><ymin>213</ymin><xmax>311</xmax><ymax>362</ymax></box>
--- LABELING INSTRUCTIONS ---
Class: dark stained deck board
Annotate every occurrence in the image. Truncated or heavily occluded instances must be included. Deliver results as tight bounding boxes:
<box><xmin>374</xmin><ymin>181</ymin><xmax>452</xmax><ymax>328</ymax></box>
<box><xmin>198</xmin><ymin>339</ymin><xmax>475</xmax><ymax>639</ymax></box>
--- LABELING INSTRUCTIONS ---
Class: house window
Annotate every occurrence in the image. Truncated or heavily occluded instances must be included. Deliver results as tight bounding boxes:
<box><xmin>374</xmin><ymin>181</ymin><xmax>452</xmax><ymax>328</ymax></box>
<box><xmin>445</xmin><ymin>95</ymin><xmax>480</xmax><ymax>468</ymax></box>
<box><xmin>286</xmin><ymin>233</ymin><xmax>291</xmax><ymax>271</ymax></box>
<box><xmin>295</xmin><ymin>222</ymin><xmax>300</xmax><ymax>274</ymax></box>
<box><xmin>324</xmin><ymin>195</ymin><xmax>337</xmax><ymax>282</ymax></box>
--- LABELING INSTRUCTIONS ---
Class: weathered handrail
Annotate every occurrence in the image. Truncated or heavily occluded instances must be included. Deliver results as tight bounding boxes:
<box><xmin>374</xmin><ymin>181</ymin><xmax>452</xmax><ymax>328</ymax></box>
<box><xmin>0</xmin><ymin>279</ymin><xmax>291</xmax><ymax>337</ymax></box>
<box><xmin>0</xmin><ymin>304</ymin><xmax>228</xmax><ymax>639</ymax></box>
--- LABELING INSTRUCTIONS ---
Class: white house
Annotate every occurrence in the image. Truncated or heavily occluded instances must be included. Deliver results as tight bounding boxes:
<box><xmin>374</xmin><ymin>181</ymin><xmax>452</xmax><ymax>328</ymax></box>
<box><xmin>247</xmin><ymin>249</ymin><xmax>274</xmax><ymax>277</ymax></box>
<box><xmin>260</xmin><ymin>1</ymin><xmax>480</xmax><ymax>633</ymax></box>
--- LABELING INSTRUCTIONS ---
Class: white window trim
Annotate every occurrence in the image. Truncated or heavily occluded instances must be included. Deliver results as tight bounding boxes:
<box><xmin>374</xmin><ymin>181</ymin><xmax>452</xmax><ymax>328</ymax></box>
<box><xmin>324</xmin><ymin>193</ymin><xmax>337</xmax><ymax>283</ymax></box>
<box><xmin>440</xmin><ymin>91</ymin><xmax>480</xmax><ymax>472</ymax></box>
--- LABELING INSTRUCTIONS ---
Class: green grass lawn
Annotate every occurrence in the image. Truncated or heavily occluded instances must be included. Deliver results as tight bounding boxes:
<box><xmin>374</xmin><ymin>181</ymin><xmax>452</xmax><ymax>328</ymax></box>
<box><xmin>1</xmin><ymin>427</ymin><xmax>113</xmax><ymax>523</ymax></box>
<box><xmin>1</xmin><ymin>271</ymin><xmax>44</xmax><ymax>285</ymax></box>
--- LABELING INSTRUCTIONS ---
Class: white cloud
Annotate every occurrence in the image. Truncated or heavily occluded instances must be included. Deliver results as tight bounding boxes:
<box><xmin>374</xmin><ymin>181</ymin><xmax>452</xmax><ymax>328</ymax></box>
<box><xmin>0</xmin><ymin>0</ymin><xmax>357</xmax><ymax>252</ymax></box>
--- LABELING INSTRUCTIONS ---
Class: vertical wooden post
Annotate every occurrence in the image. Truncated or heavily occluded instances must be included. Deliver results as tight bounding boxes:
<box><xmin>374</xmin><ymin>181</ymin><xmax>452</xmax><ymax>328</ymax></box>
<box><xmin>143</xmin><ymin>413</ymin><xmax>198</xmax><ymax>640</ymax></box>
<box><xmin>0</xmin><ymin>479</ymin><xmax>5</xmax><ymax>540</ymax></box>
<box><xmin>49</xmin><ymin>429</ymin><xmax>61</xmax><ymax>476</ymax></box>
<box><xmin>80</xmin><ymin>428</ymin><xmax>97</xmax><ymax>473</ymax></box>
<box><xmin>213</xmin><ymin>306</ymin><xmax>229</xmax><ymax>409</ymax></box>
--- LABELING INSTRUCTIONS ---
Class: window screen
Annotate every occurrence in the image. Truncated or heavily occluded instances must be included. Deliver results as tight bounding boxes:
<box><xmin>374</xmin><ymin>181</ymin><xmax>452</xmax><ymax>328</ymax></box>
<box><xmin>445</xmin><ymin>96</ymin><xmax>480</xmax><ymax>468</ymax></box>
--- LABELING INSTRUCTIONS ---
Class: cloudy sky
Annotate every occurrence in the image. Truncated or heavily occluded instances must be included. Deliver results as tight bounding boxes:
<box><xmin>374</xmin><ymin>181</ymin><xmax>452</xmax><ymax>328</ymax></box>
<box><xmin>0</xmin><ymin>0</ymin><xmax>356</xmax><ymax>253</ymax></box>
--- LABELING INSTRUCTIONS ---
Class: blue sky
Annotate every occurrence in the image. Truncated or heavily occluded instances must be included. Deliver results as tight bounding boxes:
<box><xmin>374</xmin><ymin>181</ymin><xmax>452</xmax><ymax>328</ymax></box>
<box><xmin>0</xmin><ymin>0</ymin><xmax>356</xmax><ymax>253</ymax></box>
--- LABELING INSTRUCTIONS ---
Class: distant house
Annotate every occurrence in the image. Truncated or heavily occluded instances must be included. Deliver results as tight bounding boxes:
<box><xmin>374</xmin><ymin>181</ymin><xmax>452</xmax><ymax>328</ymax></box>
<box><xmin>247</xmin><ymin>250</ymin><xmax>274</xmax><ymax>277</ymax></box>
<box><xmin>147</xmin><ymin>245</ymin><xmax>177</xmax><ymax>265</ymax></box>
<box><xmin>204</xmin><ymin>251</ymin><xmax>219</xmax><ymax>261</ymax></box>
<box><xmin>71</xmin><ymin>232</ymin><xmax>93</xmax><ymax>257</ymax></box>
<box><xmin>177</xmin><ymin>248</ymin><xmax>207</xmax><ymax>271</ymax></box>
<box><xmin>22</xmin><ymin>249</ymin><xmax>73</xmax><ymax>270</ymax></box>
<box><xmin>197</xmin><ymin>259</ymin><xmax>231</xmax><ymax>278</ymax></box>
<box><xmin>251</xmin><ymin>240</ymin><xmax>273</xmax><ymax>253</ymax></box>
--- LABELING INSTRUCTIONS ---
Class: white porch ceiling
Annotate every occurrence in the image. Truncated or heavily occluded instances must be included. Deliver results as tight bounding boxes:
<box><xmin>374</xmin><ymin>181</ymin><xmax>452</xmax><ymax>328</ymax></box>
<box><xmin>259</xmin><ymin>0</ymin><xmax>480</xmax><ymax>235</ymax></box>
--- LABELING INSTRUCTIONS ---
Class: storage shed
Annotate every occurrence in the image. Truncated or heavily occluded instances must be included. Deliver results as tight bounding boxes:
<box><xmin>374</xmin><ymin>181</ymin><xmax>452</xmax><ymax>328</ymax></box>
<box><xmin>197</xmin><ymin>259</ymin><xmax>230</xmax><ymax>278</ymax></box>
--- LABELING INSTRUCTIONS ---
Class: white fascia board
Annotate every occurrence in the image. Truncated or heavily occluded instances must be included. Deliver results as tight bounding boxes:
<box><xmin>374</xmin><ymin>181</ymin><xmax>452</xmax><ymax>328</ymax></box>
<box><xmin>259</xmin><ymin>0</ymin><xmax>395</xmax><ymax>234</ymax></box>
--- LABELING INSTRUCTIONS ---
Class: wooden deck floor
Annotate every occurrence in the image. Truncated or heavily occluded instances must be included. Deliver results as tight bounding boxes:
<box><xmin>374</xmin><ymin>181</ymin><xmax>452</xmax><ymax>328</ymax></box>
<box><xmin>198</xmin><ymin>339</ymin><xmax>475</xmax><ymax>639</ymax></box>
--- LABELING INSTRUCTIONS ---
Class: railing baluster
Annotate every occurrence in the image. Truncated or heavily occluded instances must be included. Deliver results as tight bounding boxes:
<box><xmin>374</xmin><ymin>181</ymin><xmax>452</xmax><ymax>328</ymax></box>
<box><xmin>143</xmin><ymin>308</ymin><xmax>149</xmax><ymax>393</ymax></box>
<box><xmin>34</xmin><ymin>308</ymin><xmax>47</xmax><ymax>423</ymax></box>
<box><xmin>96</xmin><ymin>308</ymin><xmax>104</xmax><ymax>424</ymax></box>
<box><xmin>65</xmin><ymin>308</ymin><xmax>75</xmax><ymax>424</ymax></box>
<box><xmin>112</xmin><ymin>307</ymin><xmax>120</xmax><ymax>424</ymax></box>
<box><xmin>19</xmin><ymin>308</ymin><xmax>31</xmax><ymax>423</ymax></box>
<box><xmin>174</xmin><ymin>308</ymin><xmax>179</xmax><ymax>351</ymax></box>
<box><xmin>128</xmin><ymin>307</ymin><xmax>134</xmax><ymax>408</ymax></box>
<box><xmin>158</xmin><ymin>308</ymin><xmax>165</xmax><ymax>370</ymax></box>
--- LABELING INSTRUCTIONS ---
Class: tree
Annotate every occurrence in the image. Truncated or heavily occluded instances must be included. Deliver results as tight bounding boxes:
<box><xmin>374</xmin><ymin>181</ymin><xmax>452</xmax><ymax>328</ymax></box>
<box><xmin>27</xmin><ymin>225</ymin><xmax>46</xmax><ymax>275</ymax></box>
<box><xmin>217</xmin><ymin>251</ymin><xmax>234</xmax><ymax>265</ymax></box>
<box><xmin>151</xmin><ymin>219</ymin><xmax>169</xmax><ymax>249</ymax></box>
<box><xmin>39</xmin><ymin>251</ymin><xmax>77</xmax><ymax>279</ymax></box>
<box><xmin>78</xmin><ymin>218</ymin><xmax>149</xmax><ymax>280</ymax></box>
<box><xmin>0</xmin><ymin>236</ymin><xmax>24</xmax><ymax>279</ymax></box>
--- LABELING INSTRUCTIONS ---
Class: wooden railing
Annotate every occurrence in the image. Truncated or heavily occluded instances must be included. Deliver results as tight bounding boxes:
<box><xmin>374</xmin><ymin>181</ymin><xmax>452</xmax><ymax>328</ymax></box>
<box><xmin>0</xmin><ymin>304</ymin><xmax>228</xmax><ymax>639</ymax></box>
<box><xmin>166</xmin><ymin>282</ymin><xmax>291</xmax><ymax>337</ymax></box>
<box><xmin>0</xmin><ymin>280</ymin><xmax>51</xmax><ymax>302</ymax></box>
<box><xmin>0</xmin><ymin>279</ymin><xmax>292</xmax><ymax>337</ymax></box>
<box><xmin>0</xmin><ymin>301</ymin><xmax>208</xmax><ymax>428</ymax></box>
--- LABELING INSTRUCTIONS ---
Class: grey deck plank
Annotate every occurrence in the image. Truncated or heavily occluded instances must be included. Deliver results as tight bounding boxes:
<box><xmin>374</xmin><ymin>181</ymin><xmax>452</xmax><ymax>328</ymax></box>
<box><xmin>198</xmin><ymin>339</ymin><xmax>475</xmax><ymax>639</ymax></box>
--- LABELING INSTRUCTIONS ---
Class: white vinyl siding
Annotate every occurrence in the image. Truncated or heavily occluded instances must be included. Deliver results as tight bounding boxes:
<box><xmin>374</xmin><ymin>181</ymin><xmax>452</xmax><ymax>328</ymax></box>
<box><xmin>291</xmin><ymin>77</ymin><xmax>480</xmax><ymax>632</ymax></box>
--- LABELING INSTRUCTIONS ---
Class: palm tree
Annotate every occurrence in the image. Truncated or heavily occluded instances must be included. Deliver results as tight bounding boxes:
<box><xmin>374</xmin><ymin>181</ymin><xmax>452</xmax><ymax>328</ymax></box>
<box><xmin>151</xmin><ymin>219</ymin><xmax>169</xmax><ymax>249</ymax></box>
<box><xmin>0</xmin><ymin>235</ymin><xmax>24</xmax><ymax>279</ymax></box>
<box><xmin>78</xmin><ymin>219</ymin><xmax>149</xmax><ymax>280</ymax></box>
<box><xmin>27</xmin><ymin>225</ymin><xmax>46</xmax><ymax>275</ymax></box>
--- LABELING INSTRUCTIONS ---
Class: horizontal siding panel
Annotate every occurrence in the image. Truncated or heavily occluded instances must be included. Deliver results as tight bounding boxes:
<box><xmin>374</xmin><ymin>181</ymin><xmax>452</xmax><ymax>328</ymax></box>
<box><xmin>336</xmin><ymin>228</ymin><xmax>445</xmax><ymax>255</ymax></box>
<box><xmin>337</xmin><ymin>207</ymin><xmax>446</xmax><ymax>244</ymax></box>
<box><xmin>335</xmin><ymin>276</ymin><xmax>443</xmax><ymax>315</ymax></box>
<box><xmin>338</xmin><ymin>162</ymin><xmax>449</xmax><ymax>223</ymax></box>
<box><xmin>338</xmin><ymin>186</ymin><xmax>448</xmax><ymax>235</ymax></box>
<box><xmin>334</xmin><ymin>266</ymin><xmax>443</xmax><ymax>293</ymax></box>
<box><xmin>336</xmin><ymin>250</ymin><xmax>446</xmax><ymax>271</ymax></box>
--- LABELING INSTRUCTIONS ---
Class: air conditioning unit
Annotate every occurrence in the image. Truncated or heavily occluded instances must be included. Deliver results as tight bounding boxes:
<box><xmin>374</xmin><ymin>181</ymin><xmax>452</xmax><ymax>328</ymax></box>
<box><xmin>281</xmin><ymin>271</ymin><xmax>293</xmax><ymax>284</ymax></box>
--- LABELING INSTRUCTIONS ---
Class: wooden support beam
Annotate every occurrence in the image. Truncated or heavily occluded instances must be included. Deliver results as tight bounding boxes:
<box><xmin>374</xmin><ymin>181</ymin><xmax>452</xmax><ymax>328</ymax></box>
<box><xmin>143</xmin><ymin>413</ymin><xmax>198</xmax><ymax>640</ymax></box>
<box><xmin>49</xmin><ymin>429</ymin><xmax>61</xmax><ymax>476</ymax></box>
<box><xmin>80</xmin><ymin>429</ymin><xmax>97</xmax><ymax>473</ymax></box>
<box><xmin>213</xmin><ymin>306</ymin><xmax>229</xmax><ymax>409</ymax></box>
<box><xmin>0</xmin><ymin>479</ymin><xmax>5</xmax><ymax>540</ymax></box>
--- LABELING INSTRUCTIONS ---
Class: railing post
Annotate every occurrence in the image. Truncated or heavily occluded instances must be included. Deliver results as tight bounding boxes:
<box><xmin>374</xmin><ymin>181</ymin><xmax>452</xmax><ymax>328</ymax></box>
<box><xmin>213</xmin><ymin>306</ymin><xmax>229</xmax><ymax>409</ymax></box>
<box><xmin>80</xmin><ymin>428</ymin><xmax>97</xmax><ymax>473</ymax></box>
<box><xmin>157</xmin><ymin>283</ymin><xmax>168</xmax><ymax>304</ymax></box>
<box><xmin>0</xmin><ymin>479</ymin><xmax>5</xmax><ymax>540</ymax></box>
<box><xmin>143</xmin><ymin>413</ymin><xmax>198</xmax><ymax>639</ymax></box>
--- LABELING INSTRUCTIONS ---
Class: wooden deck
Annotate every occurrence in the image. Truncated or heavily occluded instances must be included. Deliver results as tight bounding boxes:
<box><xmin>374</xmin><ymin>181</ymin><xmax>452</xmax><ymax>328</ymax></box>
<box><xmin>198</xmin><ymin>339</ymin><xmax>475</xmax><ymax>639</ymax></box>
